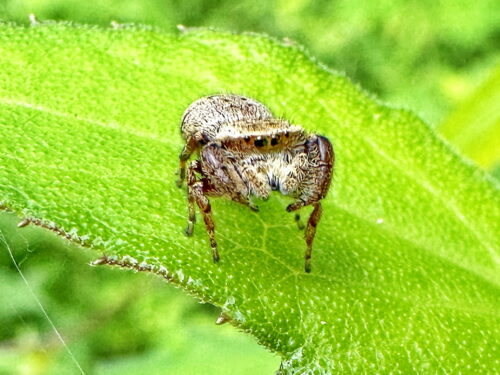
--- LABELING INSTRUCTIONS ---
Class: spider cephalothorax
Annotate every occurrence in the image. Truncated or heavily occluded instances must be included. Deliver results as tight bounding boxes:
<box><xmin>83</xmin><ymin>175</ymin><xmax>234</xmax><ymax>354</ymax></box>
<box><xmin>177</xmin><ymin>94</ymin><xmax>334</xmax><ymax>272</ymax></box>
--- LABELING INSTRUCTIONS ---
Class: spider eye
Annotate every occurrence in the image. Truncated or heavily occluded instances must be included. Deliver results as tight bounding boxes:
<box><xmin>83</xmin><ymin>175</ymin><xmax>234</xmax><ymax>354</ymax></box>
<box><xmin>271</xmin><ymin>136</ymin><xmax>279</xmax><ymax>146</ymax></box>
<box><xmin>244</xmin><ymin>136</ymin><xmax>251</xmax><ymax>143</ymax></box>
<box><xmin>284</xmin><ymin>131</ymin><xmax>290</xmax><ymax>137</ymax></box>
<box><xmin>254</xmin><ymin>138</ymin><xmax>267</xmax><ymax>147</ymax></box>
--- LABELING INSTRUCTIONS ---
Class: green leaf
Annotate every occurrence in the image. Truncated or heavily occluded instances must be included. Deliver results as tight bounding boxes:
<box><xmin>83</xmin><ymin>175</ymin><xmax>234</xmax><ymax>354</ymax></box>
<box><xmin>439</xmin><ymin>65</ymin><xmax>500</xmax><ymax>169</ymax></box>
<box><xmin>1</xmin><ymin>23</ymin><xmax>499</xmax><ymax>373</ymax></box>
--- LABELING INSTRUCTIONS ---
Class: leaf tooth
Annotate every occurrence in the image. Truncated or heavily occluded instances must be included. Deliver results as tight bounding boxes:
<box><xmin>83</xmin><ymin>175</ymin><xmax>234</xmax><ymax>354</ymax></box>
<box><xmin>215</xmin><ymin>312</ymin><xmax>231</xmax><ymax>325</ymax></box>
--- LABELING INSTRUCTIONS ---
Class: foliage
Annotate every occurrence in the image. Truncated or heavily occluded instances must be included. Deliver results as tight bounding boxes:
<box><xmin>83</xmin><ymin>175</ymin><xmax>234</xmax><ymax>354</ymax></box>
<box><xmin>1</xmin><ymin>0</ymin><xmax>499</xmax><ymax>125</ymax></box>
<box><xmin>439</xmin><ymin>66</ymin><xmax>500</xmax><ymax>169</ymax></box>
<box><xmin>1</xmin><ymin>23</ymin><xmax>499</xmax><ymax>373</ymax></box>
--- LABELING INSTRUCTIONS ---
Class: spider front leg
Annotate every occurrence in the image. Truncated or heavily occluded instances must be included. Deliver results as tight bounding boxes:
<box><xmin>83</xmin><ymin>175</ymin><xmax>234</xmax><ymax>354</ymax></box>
<box><xmin>287</xmin><ymin>201</ymin><xmax>323</xmax><ymax>273</ymax></box>
<box><xmin>186</xmin><ymin>160</ymin><xmax>220</xmax><ymax>262</ymax></box>
<box><xmin>177</xmin><ymin>136</ymin><xmax>199</xmax><ymax>187</ymax></box>
<box><xmin>201</xmin><ymin>144</ymin><xmax>262</xmax><ymax>212</ymax></box>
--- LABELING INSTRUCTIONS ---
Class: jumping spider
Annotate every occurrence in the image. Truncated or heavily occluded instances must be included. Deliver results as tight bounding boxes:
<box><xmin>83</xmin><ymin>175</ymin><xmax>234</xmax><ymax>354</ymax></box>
<box><xmin>177</xmin><ymin>94</ymin><xmax>334</xmax><ymax>273</ymax></box>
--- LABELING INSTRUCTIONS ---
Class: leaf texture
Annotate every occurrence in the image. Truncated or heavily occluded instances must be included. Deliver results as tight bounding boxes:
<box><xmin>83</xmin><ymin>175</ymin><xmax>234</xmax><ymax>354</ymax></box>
<box><xmin>0</xmin><ymin>23</ymin><xmax>499</xmax><ymax>373</ymax></box>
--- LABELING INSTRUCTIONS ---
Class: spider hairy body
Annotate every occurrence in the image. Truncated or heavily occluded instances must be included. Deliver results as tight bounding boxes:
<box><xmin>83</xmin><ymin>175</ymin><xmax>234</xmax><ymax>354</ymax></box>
<box><xmin>177</xmin><ymin>94</ymin><xmax>334</xmax><ymax>272</ymax></box>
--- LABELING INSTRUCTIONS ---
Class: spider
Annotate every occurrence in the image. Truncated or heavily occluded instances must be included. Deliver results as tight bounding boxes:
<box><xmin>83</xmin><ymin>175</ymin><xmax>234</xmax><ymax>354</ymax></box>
<box><xmin>177</xmin><ymin>94</ymin><xmax>334</xmax><ymax>273</ymax></box>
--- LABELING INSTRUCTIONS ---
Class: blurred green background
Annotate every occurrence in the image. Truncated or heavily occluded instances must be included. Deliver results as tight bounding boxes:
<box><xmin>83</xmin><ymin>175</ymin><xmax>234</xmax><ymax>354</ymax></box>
<box><xmin>0</xmin><ymin>212</ymin><xmax>280</xmax><ymax>374</ymax></box>
<box><xmin>0</xmin><ymin>0</ymin><xmax>499</xmax><ymax>373</ymax></box>
<box><xmin>2</xmin><ymin>0</ymin><xmax>499</xmax><ymax>127</ymax></box>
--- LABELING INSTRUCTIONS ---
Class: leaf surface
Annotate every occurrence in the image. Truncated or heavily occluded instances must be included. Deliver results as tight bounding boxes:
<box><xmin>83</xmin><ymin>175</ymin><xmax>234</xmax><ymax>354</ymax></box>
<box><xmin>1</xmin><ymin>23</ymin><xmax>499</xmax><ymax>373</ymax></box>
<box><xmin>439</xmin><ymin>65</ymin><xmax>500</xmax><ymax>169</ymax></box>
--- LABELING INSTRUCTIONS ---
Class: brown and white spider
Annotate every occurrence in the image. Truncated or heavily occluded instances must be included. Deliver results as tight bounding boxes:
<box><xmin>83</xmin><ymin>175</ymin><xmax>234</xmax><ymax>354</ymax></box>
<box><xmin>177</xmin><ymin>94</ymin><xmax>334</xmax><ymax>272</ymax></box>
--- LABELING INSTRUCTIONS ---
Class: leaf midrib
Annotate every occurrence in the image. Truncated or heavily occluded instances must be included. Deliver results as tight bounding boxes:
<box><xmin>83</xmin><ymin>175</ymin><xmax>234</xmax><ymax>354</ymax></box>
<box><xmin>0</xmin><ymin>97</ymin><xmax>170</xmax><ymax>144</ymax></box>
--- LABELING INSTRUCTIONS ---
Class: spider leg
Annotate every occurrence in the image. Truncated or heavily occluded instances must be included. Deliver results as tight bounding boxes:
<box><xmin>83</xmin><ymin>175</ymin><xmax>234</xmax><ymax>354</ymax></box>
<box><xmin>185</xmin><ymin>160</ymin><xmax>202</xmax><ymax>236</ymax></box>
<box><xmin>220</xmin><ymin>164</ymin><xmax>260</xmax><ymax>211</ymax></box>
<box><xmin>294</xmin><ymin>213</ymin><xmax>305</xmax><ymax>230</ymax></box>
<box><xmin>304</xmin><ymin>202</ymin><xmax>322</xmax><ymax>273</ymax></box>
<box><xmin>186</xmin><ymin>160</ymin><xmax>220</xmax><ymax>262</ymax></box>
<box><xmin>177</xmin><ymin>136</ymin><xmax>198</xmax><ymax>187</ymax></box>
<box><xmin>240</xmin><ymin>162</ymin><xmax>270</xmax><ymax>204</ymax></box>
<box><xmin>185</xmin><ymin>189</ymin><xmax>196</xmax><ymax>236</ymax></box>
<box><xmin>286</xmin><ymin>200</ymin><xmax>306</xmax><ymax>212</ymax></box>
<box><xmin>286</xmin><ymin>200</ymin><xmax>322</xmax><ymax>272</ymax></box>
<box><xmin>202</xmin><ymin>144</ymin><xmax>260</xmax><ymax>212</ymax></box>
